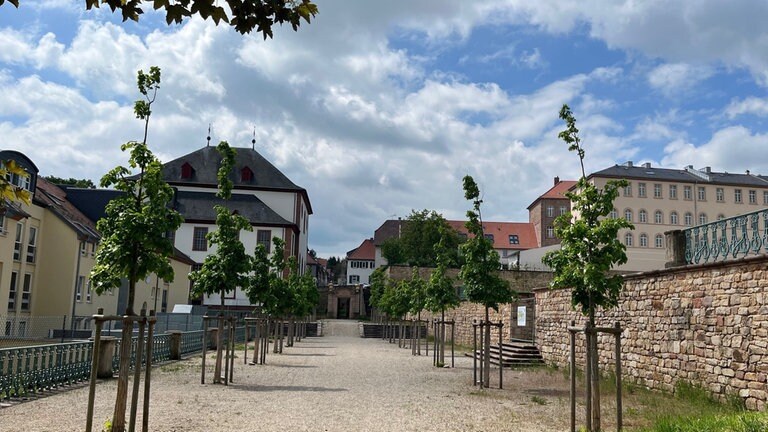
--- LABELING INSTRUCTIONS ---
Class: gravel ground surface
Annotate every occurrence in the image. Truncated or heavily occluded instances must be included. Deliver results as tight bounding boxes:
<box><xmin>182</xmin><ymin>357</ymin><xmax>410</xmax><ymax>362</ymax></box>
<box><xmin>0</xmin><ymin>320</ymin><xmax>581</xmax><ymax>432</ymax></box>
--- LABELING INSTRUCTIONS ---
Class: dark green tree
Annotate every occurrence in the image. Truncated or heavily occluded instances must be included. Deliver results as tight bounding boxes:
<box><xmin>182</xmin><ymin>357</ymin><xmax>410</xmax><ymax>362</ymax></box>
<box><xmin>382</xmin><ymin>209</ymin><xmax>462</xmax><ymax>267</ymax></box>
<box><xmin>1</xmin><ymin>0</ymin><xmax>317</xmax><ymax>37</ymax></box>
<box><xmin>89</xmin><ymin>66</ymin><xmax>183</xmax><ymax>432</ymax></box>
<box><xmin>458</xmin><ymin>175</ymin><xmax>513</xmax><ymax>388</ymax></box>
<box><xmin>542</xmin><ymin>104</ymin><xmax>633</xmax><ymax>431</ymax></box>
<box><xmin>43</xmin><ymin>176</ymin><xmax>96</xmax><ymax>189</ymax></box>
<box><xmin>425</xmin><ymin>226</ymin><xmax>460</xmax><ymax>366</ymax></box>
<box><xmin>189</xmin><ymin>141</ymin><xmax>252</xmax><ymax>383</ymax></box>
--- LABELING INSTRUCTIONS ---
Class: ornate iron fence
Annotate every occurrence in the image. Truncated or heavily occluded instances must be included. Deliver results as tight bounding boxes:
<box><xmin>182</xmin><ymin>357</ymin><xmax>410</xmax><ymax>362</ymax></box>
<box><xmin>1</xmin><ymin>329</ymin><xmax>206</xmax><ymax>401</ymax></box>
<box><xmin>0</xmin><ymin>341</ymin><xmax>92</xmax><ymax>399</ymax></box>
<box><xmin>684</xmin><ymin>208</ymin><xmax>768</xmax><ymax>265</ymax></box>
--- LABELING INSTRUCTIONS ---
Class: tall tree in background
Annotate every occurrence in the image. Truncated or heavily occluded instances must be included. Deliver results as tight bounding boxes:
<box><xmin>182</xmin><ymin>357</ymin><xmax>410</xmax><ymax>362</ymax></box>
<box><xmin>425</xmin><ymin>226</ymin><xmax>460</xmax><ymax>366</ymax></box>
<box><xmin>458</xmin><ymin>175</ymin><xmax>513</xmax><ymax>388</ymax></box>
<box><xmin>542</xmin><ymin>104</ymin><xmax>633</xmax><ymax>431</ymax></box>
<box><xmin>90</xmin><ymin>66</ymin><xmax>183</xmax><ymax>432</ymax></box>
<box><xmin>189</xmin><ymin>141</ymin><xmax>252</xmax><ymax>384</ymax></box>
<box><xmin>382</xmin><ymin>209</ymin><xmax>462</xmax><ymax>268</ymax></box>
<box><xmin>1</xmin><ymin>0</ymin><xmax>318</xmax><ymax>37</ymax></box>
<box><xmin>43</xmin><ymin>176</ymin><xmax>96</xmax><ymax>189</ymax></box>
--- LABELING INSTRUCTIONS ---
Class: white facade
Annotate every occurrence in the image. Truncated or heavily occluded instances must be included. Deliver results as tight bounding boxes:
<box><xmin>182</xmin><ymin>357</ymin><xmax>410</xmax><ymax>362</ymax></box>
<box><xmin>346</xmin><ymin>259</ymin><xmax>375</xmax><ymax>285</ymax></box>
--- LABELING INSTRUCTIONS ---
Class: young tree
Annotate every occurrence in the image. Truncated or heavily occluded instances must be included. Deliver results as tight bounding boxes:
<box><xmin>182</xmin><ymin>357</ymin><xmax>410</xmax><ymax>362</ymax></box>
<box><xmin>542</xmin><ymin>104</ymin><xmax>633</xmax><ymax>431</ymax></box>
<box><xmin>368</xmin><ymin>267</ymin><xmax>388</xmax><ymax>320</ymax></box>
<box><xmin>189</xmin><ymin>141</ymin><xmax>253</xmax><ymax>383</ymax></box>
<box><xmin>405</xmin><ymin>267</ymin><xmax>427</xmax><ymax>353</ymax></box>
<box><xmin>458</xmin><ymin>175</ymin><xmax>513</xmax><ymax>388</ymax></box>
<box><xmin>425</xmin><ymin>226</ymin><xmax>460</xmax><ymax>366</ymax></box>
<box><xmin>1</xmin><ymin>0</ymin><xmax>318</xmax><ymax>37</ymax></box>
<box><xmin>90</xmin><ymin>66</ymin><xmax>183</xmax><ymax>432</ymax></box>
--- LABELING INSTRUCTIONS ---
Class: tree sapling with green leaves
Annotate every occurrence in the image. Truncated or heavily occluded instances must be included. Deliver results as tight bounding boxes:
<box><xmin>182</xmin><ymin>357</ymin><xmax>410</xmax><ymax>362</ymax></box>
<box><xmin>426</xmin><ymin>226</ymin><xmax>461</xmax><ymax>366</ymax></box>
<box><xmin>190</xmin><ymin>141</ymin><xmax>253</xmax><ymax>383</ymax></box>
<box><xmin>90</xmin><ymin>66</ymin><xmax>183</xmax><ymax>432</ymax></box>
<box><xmin>542</xmin><ymin>104</ymin><xmax>634</xmax><ymax>431</ymax></box>
<box><xmin>458</xmin><ymin>175</ymin><xmax>513</xmax><ymax>388</ymax></box>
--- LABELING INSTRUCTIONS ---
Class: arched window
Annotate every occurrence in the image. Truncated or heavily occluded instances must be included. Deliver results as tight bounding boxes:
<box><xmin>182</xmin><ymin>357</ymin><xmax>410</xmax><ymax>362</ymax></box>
<box><xmin>684</xmin><ymin>212</ymin><xmax>693</xmax><ymax>226</ymax></box>
<box><xmin>655</xmin><ymin>234</ymin><xmax>664</xmax><ymax>248</ymax></box>
<box><xmin>699</xmin><ymin>213</ymin><xmax>708</xmax><ymax>225</ymax></box>
<box><xmin>609</xmin><ymin>208</ymin><xmax>618</xmax><ymax>219</ymax></box>
<box><xmin>670</xmin><ymin>211</ymin><xmax>679</xmax><ymax>225</ymax></box>
<box><xmin>654</xmin><ymin>210</ymin><xmax>663</xmax><ymax>224</ymax></box>
<box><xmin>639</xmin><ymin>209</ymin><xmax>648</xmax><ymax>223</ymax></box>
<box><xmin>717</xmin><ymin>214</ymin><xmax>726</xmax><ymax>221</ymax></box>
<box><xmin>624</xmin><ymin>232</ymin><xmax>633</xmax><ymax>247</ymax></box>
<box><xmin>624</xmin><ymin>209</ymin><xmax>633</xmax><ymax>222</ymax></box>
<box><xmin>639</xmin><ymin>233</ymin><xmax>648</xmax><ymax>247</ymax></box>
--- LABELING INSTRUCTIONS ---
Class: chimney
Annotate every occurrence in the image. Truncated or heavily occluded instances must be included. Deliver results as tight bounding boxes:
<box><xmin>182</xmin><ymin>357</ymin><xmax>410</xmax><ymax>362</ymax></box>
<box><xmin>554</xmin><ymin>176</ymin><xmax>560</xmax><ymax>186</ymax></box>
<box><xmin>625</xmin><ymin>161</ymin><xmax>633</xmax><ymax>167</ymax></box>
<box><xmin>642</xmin><ymin>162</ymin><xmax>651</xmax><ymax>169</ymax></box>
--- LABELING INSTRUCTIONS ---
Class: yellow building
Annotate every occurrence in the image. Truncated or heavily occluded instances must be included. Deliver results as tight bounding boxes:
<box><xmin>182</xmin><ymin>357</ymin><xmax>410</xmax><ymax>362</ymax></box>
<box><xmin>1</xmin><ymin>151</ymin><xmax>194</xmax><ymax>339</ymax></box>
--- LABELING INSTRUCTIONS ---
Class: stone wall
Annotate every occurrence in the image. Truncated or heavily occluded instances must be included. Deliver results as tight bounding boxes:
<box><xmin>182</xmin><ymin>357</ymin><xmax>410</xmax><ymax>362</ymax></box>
<box><xmin>535</xmin><ymin>255</ymin><xmax>768</xmax><ymax>410</ymax></box>
<box><xmin>386</xmin><ymin>266</ymin><xmax>551</xmax><ymax>346</ymax></box>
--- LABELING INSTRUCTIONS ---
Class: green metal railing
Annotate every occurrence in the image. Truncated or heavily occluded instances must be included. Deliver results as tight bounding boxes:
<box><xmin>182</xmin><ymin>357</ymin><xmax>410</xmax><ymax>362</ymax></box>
<box><xmin>1</xmin><ymin>329</ymin><xmax>206</xmax><ymax>401</ymax></box>
<box><xmin>684</xmin><ymin>208</ymin><xmax>768</xmax><ymax>265</ymax></box>
<box><xmin>0</xmin><ymin>341</ymin><xmax>92</xmax><ymax>399</ymax></box>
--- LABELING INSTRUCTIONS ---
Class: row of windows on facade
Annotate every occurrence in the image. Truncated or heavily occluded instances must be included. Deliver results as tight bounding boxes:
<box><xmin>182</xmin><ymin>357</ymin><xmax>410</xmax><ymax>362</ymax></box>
<box><xmin>348</xmin><ymin>274</ymin><xmax>371</xmax><ymax>284</ymax></box>
<box><xmin>623</xmin><ymin>182</ymin><xmax>768</xmax><ymax>204</ymax></box>
<box><xmin>1</xmin><ymin>218</ymin><xmax>39</xmax><ymax>264</ymax></box>
<box><xmin>610</xmin><ymin>209</ymin><xmax>724</xmax><ymax>226</ymax></box>
<box><xmin>542</xmin><ymin>209</ymin><xmax>725</xmax><ymax>240</ymax></box>
<box><xmin>623</xmin><ymin>233</ymin><xmax>666</xmax><ymax>248</ymax></box>
<box><xmin>544</xmin><ymin>206</ymin><xmax>570</xmax><ymax>218</ymax></box>
<box><xmin>191</xmin><ymin>227</ymin><xmax>272</xmax><ymax>252</ymax></box>
<box><xmin>349</xmin><ymin>260</ymin><xmax>373</xmax><ymax>269</ymax></box>
<box><xmin>458</xmin><ymin>232</ymin><xmax>520</xmax><ymax>245</ymax></box>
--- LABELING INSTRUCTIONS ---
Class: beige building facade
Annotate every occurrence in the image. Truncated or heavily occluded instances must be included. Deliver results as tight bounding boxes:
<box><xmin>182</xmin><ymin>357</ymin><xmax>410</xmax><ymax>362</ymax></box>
<box><xmin>591</xmin><ymin>162</ymin><xmax>768</xmax><ymax>272</ymax></box>
<box><xmin>1</xmin><ymin>152</ymin><xmax>194</xmax><ymax>339</ymax></box>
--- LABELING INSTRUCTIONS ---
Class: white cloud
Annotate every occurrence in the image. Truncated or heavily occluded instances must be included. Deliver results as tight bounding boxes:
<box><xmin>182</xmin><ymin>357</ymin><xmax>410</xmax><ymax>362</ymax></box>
<box><xmin>647</xmin><ymin>63</ymin><xmax>713</xmax><ymax>96</ymax></box>
<box><xmin>661</xmin><ymin>126</ymin><xmax>768</xmax><ymax>174</ymax></box>
<box><xmin>725</xmin><ymin>96</ymin><xmax>768</xmax><ymax>118</ymax></box>
<box><xmin>4</xmin><ymin>0</ymin><xmax>766</xmax><ymax>258</ymax></box>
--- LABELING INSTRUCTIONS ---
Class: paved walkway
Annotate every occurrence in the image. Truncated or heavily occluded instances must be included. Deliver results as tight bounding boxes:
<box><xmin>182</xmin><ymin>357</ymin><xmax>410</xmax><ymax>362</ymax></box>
<box><xmin>0</xmin><ymin>322</ymin><xmax>571</xmax><ymax>431</ymax></box>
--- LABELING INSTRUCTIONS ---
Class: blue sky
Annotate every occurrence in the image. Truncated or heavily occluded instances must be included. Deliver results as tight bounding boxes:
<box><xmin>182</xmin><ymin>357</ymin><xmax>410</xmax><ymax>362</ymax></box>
<box><xmin>2</xmin><ymin>1</ymin><xmax>768</xmax><ymax>258</ymax></box>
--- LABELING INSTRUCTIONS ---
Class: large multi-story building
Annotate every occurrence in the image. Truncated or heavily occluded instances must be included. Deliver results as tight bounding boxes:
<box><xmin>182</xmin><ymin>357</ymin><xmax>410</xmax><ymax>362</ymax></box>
<box><xmin>589</xmin><ymin>161</ymin><xmax>768</xmax><ymax>271</ymax></box>
<box><xmin>0</xmin><ymin>150</ymin><xmax>194</xmax><ymax>338</ymax></box>
<box><xmin>158</xmin><ymin>144</ymin><xmax>312</xmax><ymax>312</ymax></box>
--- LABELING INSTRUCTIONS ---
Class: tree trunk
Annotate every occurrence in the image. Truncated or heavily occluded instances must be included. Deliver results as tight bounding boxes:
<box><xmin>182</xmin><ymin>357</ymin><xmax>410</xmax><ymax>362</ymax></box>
<box><xmin>484</xmin><ymin>307</ymin><xmax>491</xmax><ymax>388</ymax></box>
<box><xmin>440</xmin><ymin>310</ymin><xmax>446</xmax><ymax>366</ymax></box>
<box><xmin>111</xmin><ymin>318</ymin><xmax>133</xmax><ymax>432</ymax></box>
<box><xmin>589</xmin><ymin>306</ymin><xmax>600</xmax><ymax>431</ymax></box>
<box><xmin>214</xmin><ymin>293</ymin><xmax>225</xmax><ymax>384</ymax></box>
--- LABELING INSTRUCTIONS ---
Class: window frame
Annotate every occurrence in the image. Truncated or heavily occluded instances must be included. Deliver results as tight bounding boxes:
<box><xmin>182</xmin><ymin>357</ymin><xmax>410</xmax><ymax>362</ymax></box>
<box><xmin>192</xmin><ymin>227</ymin><xmax>209</xmax><ymax>251</ymax></box>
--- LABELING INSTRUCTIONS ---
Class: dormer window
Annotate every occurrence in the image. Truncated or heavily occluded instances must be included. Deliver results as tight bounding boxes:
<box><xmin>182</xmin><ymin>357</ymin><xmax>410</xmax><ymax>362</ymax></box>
<box><xmin>181</xmin><ymin>162</ymin><xmax>194</xmax><ymax>179</ymax></box>
<box><xmin>241</xmin><ymin>166</ymin><xmax>253</xmax><ymax>182</ymax></box>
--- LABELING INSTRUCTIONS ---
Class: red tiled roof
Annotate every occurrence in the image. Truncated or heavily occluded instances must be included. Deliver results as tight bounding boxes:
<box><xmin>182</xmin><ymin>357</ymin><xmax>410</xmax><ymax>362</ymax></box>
<box><xmin>446</xmin><ymin>220</ymin><xmax>538</xmax><ymax>250</ymax></box>
<box><xmin>527</xmin><ymin>180</ymin><xmax>577</xmax><ymax>209</ymax></box>
<box><xmin>347</xmin><ymin>238</ymin><xmax>375</xmax><ymax>260</ymax></box>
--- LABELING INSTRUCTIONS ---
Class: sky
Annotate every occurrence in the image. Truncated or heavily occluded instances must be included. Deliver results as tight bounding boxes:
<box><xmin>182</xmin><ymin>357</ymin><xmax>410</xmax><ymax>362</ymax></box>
<box><xmin>2</xmin><ymin>1</ymin><xmax>768</xmax><ymax>259</ymax></box>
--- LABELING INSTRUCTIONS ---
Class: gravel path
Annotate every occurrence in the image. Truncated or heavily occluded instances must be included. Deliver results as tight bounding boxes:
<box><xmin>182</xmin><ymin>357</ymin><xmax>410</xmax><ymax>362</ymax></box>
<box><xmin>0</xmin><ymin>321</ymin><xmax>575</xmax><ymax>432</ymax></box>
